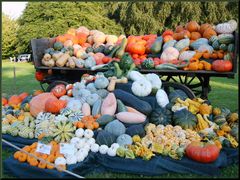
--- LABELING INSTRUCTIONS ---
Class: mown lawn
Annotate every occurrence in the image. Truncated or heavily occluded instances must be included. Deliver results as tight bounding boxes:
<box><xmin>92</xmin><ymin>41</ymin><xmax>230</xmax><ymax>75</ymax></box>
<box><xmin>1</xmin><ymin>60</ymin><xmax>239</xmax><ymax>178</ymax></box>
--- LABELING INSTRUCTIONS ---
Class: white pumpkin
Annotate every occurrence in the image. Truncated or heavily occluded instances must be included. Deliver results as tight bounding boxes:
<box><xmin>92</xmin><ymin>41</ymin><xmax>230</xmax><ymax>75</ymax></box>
<box><xmin>78</xmin><ymin>148</ymin><xmax>89</xmax><ymax>158</ymax></box>
<box><xmin>75</xmin><ymin>139</ymin><xmax>86</xmax><ymax>149</ymax></box>
<box><xmin>90</xmin><ymin>143</ymin><xmax>99</xmax><ymax>153</ymax></box>
<box><xmin>66</xmin><ymin>156</ymin><xmax>77</xmax><ymax>165</ymax></box>
<box><xmin>156</xmin><ymin>89</ymin><xmax>169</xmax><ymax>108</ymax></box>
<box><xmin>76</xmin><ymin>151</ymin><xmax>85</xmax><ymax>162</ymax></box>
<box><xmin>67</xmin><ymin>99</ymin><xmax>82</xmax><ymax>112</ymax></box>
<box><xmin>160</xmin><ymin>47</ymin><xmax>179</xmax><ymax>62</ymax></box>
<box><xmin>110</xmin><ymin>143</ymin><xmax>120</xmax><ymax>151</ymax></box>
<box><xmin>127</xmin><ymin>71</ymin><xmax>145</xmax><ymax>81</ymax></box>
<box><xmin>179</xmin><ymin>51</ymin><xmax>196</xmax><ymax>61</ymax></box>
<box><xmin>84</xmin><ymin>129</ymin><xmax>94</xmax><ymax>139</ymax></box>
<box><xmin>215</xmin><ymin>20</ymin><xmax>237</xmax><ymax>34</ymax></box>
<box><xmin>86</xmin><ymin>138</ymin><xmax>95</xmax><ymax>145</ymax></box>
<box><xmin>107</xmin><ymin>146</ymin><xmax>117</xmax><ymax>157</ymax></box>
<box><xmin>131</xmin><ymin>79</ymin><xmax>152</xmax><ymax>97</ymax></box>
<box><xmin>55</xmin><ymin>157</ymin><xmax>66</xmax><ymax>166</ymax></box>
<box><xmin>70</xmin><ymin>137</ymin><xmax>81</xmax><ymax>147</ymax></box>
<box><xmin>75</xmin><ymin>128</ymin><xmax>84</xmax><ymax>138</ymax></box>
<box><xmin>145</xmin><ymin>73</ymin><xmax>162</xmax><ymax>90</ymax></box>
<box><xmin>99</xmin><ymin>145</ymin><xmax>109</xmax><ymax>154</ymax></box>
<box><xmin>106</xmin><ymin>35</ymin><xmax>118</xmax><ymax>44</ymax></box>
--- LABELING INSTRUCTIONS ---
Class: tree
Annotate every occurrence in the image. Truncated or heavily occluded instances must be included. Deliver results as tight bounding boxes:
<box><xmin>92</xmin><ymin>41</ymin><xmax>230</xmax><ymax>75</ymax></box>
<box><xmin>106</xmin><ymin>1</ymin><xmax>239</xmax><ymax>35</ymax></box>
<box><xmin>2</xmin><ymin>13</ymin><xmax>18</xmax><ymax>58</ymax></box>
<box><xmin>16</xmin><ymin>2</ymin><xmax>124</xmax><ymax>53</ymax></box>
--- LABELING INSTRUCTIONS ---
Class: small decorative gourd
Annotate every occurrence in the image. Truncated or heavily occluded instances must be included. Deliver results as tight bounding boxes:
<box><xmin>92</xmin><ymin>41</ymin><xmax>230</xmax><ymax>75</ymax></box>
<box><xmin>67</xmin><ymin>99</ymin><xmax>82</xmax><ymax>112</ymax></box>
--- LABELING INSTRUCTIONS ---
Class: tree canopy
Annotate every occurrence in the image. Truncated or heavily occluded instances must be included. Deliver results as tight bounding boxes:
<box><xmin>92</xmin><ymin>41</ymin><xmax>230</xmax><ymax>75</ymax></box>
<box><xmin>3</xmin><ymin>1</ymin><xmax>238</xmax><ymax>56</ymax></box>
<box><xmin>2</xmin><ymin>13</ymin><xmax>18</xmax><ymax>58</ymax></box>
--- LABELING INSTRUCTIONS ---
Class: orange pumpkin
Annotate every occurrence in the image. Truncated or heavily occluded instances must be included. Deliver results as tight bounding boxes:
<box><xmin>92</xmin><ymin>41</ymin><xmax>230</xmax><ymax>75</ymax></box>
<box><xmin>162</xmin><ymin>29</ymin><xmax>174</xmax><ymax>37</ymax></box>
<box><xmin>18</xmin><ymin>92</ymin><xmax>29</xmax><ymax>101</ymax></box>
<box><xmin>29</xmin><ymin>93</ymin><xmax>57</xmax><ymax>117</ymax></box>
<box><xmin>2</xmin><ymin>97</ymin><xmax>8</xmax><ymax>106</ymax></box>
<box><xmin>203</xmin><ymin>28</ymin><xmax>217</xmax><ymax>39</ymax></box>
<box><xmin>163</xmin><ymin>35</ymin><xmax>174</xmax><ymax>43</ymax></box>
<box><xmin>76</xmin><ymin>32</ymin><xmax>88</xmax><ymax>45</ymax></box>
<box><xmin>199</xmin><ymin>23</ymin><xmax>212</xmax><ymax>35</ymax></box>
<box><xmin>45</xmin><ymin>98</ymin><xmax>66</xmax><ymax>114</ymax></box>
<box><xmin>56</xmin><ymin>35</ymin><xmax>67</xmax><ymax>44</ymax></box>
<box><xmin>175</xmin><ymin>25</ymin><xmax>185</xmax><ymax>33</ymax></box>
<box><xmin>190</xmin><ymin>32</ymin><xmax>201</xmax><ymax>40</ymax></box>
<box><xmin>8</xmin><ymin>95</ymin><xmax>21</xmax><ymax>106</ymax></box>
<box><xmin>186</xmin><ymin>21</ymin><xmax>200</xmax><ymax>32</ymax></box>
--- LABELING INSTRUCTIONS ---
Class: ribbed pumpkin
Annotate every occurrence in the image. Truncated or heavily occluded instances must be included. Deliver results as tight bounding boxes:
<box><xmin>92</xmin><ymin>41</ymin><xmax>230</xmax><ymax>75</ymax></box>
<box><xmin>150</xmin><ymin>107</ymin><xmax>172</xmax><ymax>125</ymax></box>
<box><xmin>203</xmin><ymin>28</ymin><xmax>217</xmax><ymax>39</ymax></box>
<box><xmin>8</xmin><ymin>95</ymin><xmax>21</xmax><ymax>106</ymax></box>
<box><xmin>29</xmin><ymin>93</ymin><xmax>57</xmax><ymax>117</ymax></box>
<box><xmin>213</xmin><ymin>114</ymin><xmax>226</xmax><ymax>125</ymax></box>
<box><xmin>186</xmin><ymin>21</ymin><xmax>200</xmax><ymax>32</ymax></box>
<box><xmin>200</xmin><ymin>23</ymin><xmax>212</xmax><ymax>35</ymax></box>
<box><xmin>175</xmin><ymin>25</ymin><xmax>185</xmax><ymax>33</ymax></box>
<box><xmin>190</xmin><ymin>32</ymin><xmax>201</xmax><ymax>40</ymax></box>
<box><xmin>45</xmin><ymin>98</ymin><xmax>67</xmax><ymax>114</ymax></box>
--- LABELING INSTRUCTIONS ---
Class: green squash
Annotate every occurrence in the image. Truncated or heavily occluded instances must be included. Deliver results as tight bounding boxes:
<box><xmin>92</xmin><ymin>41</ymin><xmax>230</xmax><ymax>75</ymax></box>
<box><xmin>221</xmin><ymin>107</ymin><xmax>231</xmax><ymax>118</ymax></box>
<box><xmin>53</xmin><ymin>42</ymin><xmax>63</xmax><ymax>51</ymax></box>
<box><xmin>86</xmin><ymin>47</ymin><xmax>94</xmax><ymax>53</ymax></box>
<box><xmin>168</xmin><ymin>89</ymin><xmax>188</xmax><ymax>103</ymax></box>
<box><xmin>150</xmin><ymin>36</ymin><xmax>163</xmax><ymax>54</ymax></box>
<box><xmin>209</xmin><ymin>35</ymin><xmax>218</xmax><ymax>45</ymax></box>
<box><xmin>104</xmin><ymin>45</ymin><xmax>114</xmax><ymax>55</ymax></box>
<box><xmin>222</xmin><ymin>138</ymin><xmax>231</xmax><ymax>148</ymax></box>
<box><xmin>213</xmin><ymin>114</ymin><xmax>226</xmax><ymax>125</ymax></box>
<box><xmin>96</xmin><ymin>130</ymin><xmax>117</xmax><ymax>146</ymax></box>
<box><xmin>93</xmin><ymin>45</ymin><xmax>105</xmax><ymax>53</ymax></box>
<box><xmin>230</xmin><ymin>124</ymin><xmax>238</xmax><ymax>141</ymax></box>
<box><xmin>150</xmin><ymin>107</ymin><xmax>172</xmax><ymax>125</ymax></box>
<box><xmin>219</xmin><ymin>44</ymin><xmax>228</xmax><ymax>51</ymax></box>
<box><xmin>227</xmin><ymin>44</ymin><xmax>235</xmax><ymax>53</ymax></box>
<box><xmin>212</xmin><ymin>40</ymin><xmax>220</xmax><ymax>50</ymax></box>
<box><xmin>45</xmin><ymin>48</ymin><xmax>55</xmax><ymax>54</ymax></box>
<box><xmin>173</xmin><ymin>109</ymin><xmax>197</xmax><ymax>130</ymax></box>
<box><xmin>141</xmin><ymin>59</ymin><xmax>154</xmax><ymax>69</ymax></box>
<box><xmin>96</xmin><ymin>114</ymin><xmax>114</xmax><ymax>126</ymax></box>
<box><xmin>20</xmin><ymin>103</ymin><xmax>30</xmax><ymax>112</ymax></box>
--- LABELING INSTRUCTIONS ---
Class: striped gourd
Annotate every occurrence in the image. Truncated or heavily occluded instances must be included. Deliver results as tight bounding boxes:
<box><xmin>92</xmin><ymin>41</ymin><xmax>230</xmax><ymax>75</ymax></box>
<box><xmin>60</xmin><ymin>107</ymin><xmax>72</xmax><ymax>117</ymax></box>
<box><xmin>212</xmin><ymin>40</ymin><xmax>220</xmax><ymax>50</ymax></box>
<box><xmin>218</xmin><ymin>34</ymin><xmax>234</xmax><ymax>44</ymax></box>
<box><xmin>68</xmin><ymin>111</ymin><xmax>84</xmax><ymax>122</ymax></box>
<box><xmin>219</xmin><ymin>44</ymin><xmax>228</xmax><ymax>51</ymax></box>
<box><xmin>227</xmin><ymin>44</ymin><xmax>235</xmax><ymax>52</ymax></box>
<box><xmin>209</xmin><ymin>35</ymin><xmax>218</xmax><ymax>45</ymax></box>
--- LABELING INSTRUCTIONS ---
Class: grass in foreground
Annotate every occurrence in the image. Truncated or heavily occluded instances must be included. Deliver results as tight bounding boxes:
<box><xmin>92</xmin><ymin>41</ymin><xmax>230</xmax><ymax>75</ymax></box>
<box><xmin>1</xmin><ymin>60</ymin><xmax>239</xmax><ymax>178</ymax></box>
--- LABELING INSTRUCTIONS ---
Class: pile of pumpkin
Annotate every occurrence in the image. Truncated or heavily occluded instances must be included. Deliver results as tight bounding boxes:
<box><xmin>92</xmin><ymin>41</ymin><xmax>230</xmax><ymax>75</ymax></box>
<box><xmin>2</xmin><ymin>70</ymin><xmax>239</xmax><ymax>171</ymax></box>
<box><xmin>39</xmin><ymin>19</ymin><xmax>237</xmax><ymax>72</ymax></box>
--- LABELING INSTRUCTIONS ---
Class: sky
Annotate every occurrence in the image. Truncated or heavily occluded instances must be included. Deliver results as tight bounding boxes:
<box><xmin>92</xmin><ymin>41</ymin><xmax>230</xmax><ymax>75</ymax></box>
<box><xmin>2</xmin><ymin>2</ymin><xmax>28</xmax><ymax>19</ymax></box>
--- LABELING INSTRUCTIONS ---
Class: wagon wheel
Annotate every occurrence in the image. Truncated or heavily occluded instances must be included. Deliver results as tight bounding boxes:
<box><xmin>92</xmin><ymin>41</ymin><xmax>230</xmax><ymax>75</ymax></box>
<box><xmin>162</xmin><ymin>81</ymin><xmax>196</xmax><ymax>99</ymax></box>
<box><xmin>45</xmin><ymin>80</ymin><xmax>69</xmax><ymax>92</ymax></box>
<box><xmin>162</xmin><ymin>75</ymin><xmax>211</xmax><ymax>99</ymax></box>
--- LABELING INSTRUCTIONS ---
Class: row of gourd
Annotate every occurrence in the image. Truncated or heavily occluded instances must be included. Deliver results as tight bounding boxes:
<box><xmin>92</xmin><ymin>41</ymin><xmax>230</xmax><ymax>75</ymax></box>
<box><xmin>41</xmin><ymin>19</ymin><xmax>237</xmax><ymax>72</ymax></box>
<box><xmin>2</xmin><ymin>69</ymin><xmax>238</xmax><ymax>171</ymax></box>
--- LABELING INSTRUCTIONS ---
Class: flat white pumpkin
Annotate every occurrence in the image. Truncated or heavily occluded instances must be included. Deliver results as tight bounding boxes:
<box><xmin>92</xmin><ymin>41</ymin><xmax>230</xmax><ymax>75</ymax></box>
<box><xmin>131</xmin><ymin>79</ymin><xmax>152</xmax><ymax>97</ymax></box>
<box><xmin>145</xmin><ymin>73</ymin><xmax>162</xmax><ymax>90</ymax></box>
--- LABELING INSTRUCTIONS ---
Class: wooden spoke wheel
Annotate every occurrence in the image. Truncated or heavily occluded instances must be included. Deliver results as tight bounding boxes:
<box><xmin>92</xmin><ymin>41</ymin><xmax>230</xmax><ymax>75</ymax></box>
<box><xmin>161</xmin><ymin>74</ymin><xmax>211</xmax><ymax>99</ymax></box>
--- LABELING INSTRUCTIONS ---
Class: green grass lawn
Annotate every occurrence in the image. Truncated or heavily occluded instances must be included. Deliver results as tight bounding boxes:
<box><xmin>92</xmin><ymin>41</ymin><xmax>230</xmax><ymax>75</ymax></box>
<box><xmin>1</xmin><ymin>60</ymin><xmax>239</xmax><ymax>178</ymax></box>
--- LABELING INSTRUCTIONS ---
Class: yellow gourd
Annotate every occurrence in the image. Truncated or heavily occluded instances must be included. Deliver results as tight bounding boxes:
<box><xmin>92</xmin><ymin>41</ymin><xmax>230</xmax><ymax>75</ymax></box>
<box><xmin>199</xmin><ymin>103</ymin><xmax>212</xmax><ymax>115</ymax></box>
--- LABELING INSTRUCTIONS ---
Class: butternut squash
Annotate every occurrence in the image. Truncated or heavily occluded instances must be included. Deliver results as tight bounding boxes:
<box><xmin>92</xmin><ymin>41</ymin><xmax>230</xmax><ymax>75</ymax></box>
<box><xmin>101</xmin><ymin>93</ymin><xmax>117</xmax><ymax>116</ymax></box>
<box><xmin>116</xmin><ymin>112</ymin><xmax>146</xmax><ymax>124</ymax></box>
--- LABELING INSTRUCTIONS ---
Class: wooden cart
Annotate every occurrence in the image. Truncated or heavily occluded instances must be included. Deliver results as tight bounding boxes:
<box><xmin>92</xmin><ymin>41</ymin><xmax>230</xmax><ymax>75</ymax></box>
<box><xmin>31</xmin><ymin>33</ymin><xmax>238</xmax><ymax>99</ymax></box>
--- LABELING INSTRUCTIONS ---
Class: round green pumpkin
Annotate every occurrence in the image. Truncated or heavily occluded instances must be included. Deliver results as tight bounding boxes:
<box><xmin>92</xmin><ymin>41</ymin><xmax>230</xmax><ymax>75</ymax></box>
<box><xmin>150</xmin><ymin>107</ymin><xmax>172</xmax><ymax>125</ymax></box>
<box><xmin>173</xmin><ymin>108</ymin><xmax>197</xmax><ymax>130</ymax></box>
<box><xmin>141</xmin><ymin>59</ymin><xmax>154</xmax><ymax>69</ymax></box>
